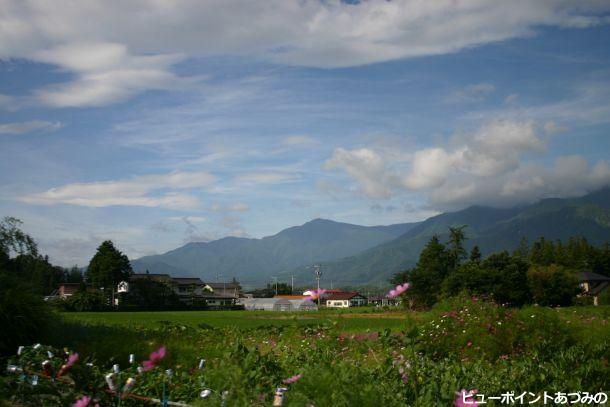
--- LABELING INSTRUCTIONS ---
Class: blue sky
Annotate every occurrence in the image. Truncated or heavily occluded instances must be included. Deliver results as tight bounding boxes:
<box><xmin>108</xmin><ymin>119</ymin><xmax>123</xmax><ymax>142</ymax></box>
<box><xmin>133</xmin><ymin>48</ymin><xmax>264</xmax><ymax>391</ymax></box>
<box><xmin>1</xmin><ymin>1</ymin><xmax>610</xmax><ymax>267</ymax></box>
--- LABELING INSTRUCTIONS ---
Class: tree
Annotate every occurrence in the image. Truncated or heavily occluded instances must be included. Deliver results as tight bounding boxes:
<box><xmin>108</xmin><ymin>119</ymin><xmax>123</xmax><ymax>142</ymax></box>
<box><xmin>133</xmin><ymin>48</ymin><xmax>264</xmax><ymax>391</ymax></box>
<box><xmin>0</xmin><ymin>217</ymin><xmax>38</xmax><ymax>258</ymax></box>
<box><xmin>469</xmin><ymin>245</ymin><xmax>482</xmax><ymax>264</ymax></box>
<box><xmin>86</xmin><ymin>241</ymin><xmax>132</xmax><ymax>289</ymax></box>
<box><xmin>65</xmin><ymin>266</ymin><xmax>84</xmax><ymax>283</ymax></box>
<box><xmin>447</xmin><ymin>225</ymin><xmax>467</xmax><ymax>269</ymax></box>
<box><xmin>0</xmin><ymin>218</ymin><xmax>50</xmax><ymax>354</ymax></box>
<box><xmin>527</xmin><ymin>264</ymin><xmax>580</xmax><ymax>307</ymax></box>
<box><xmin>407</xmin><ymin>235</ymin><xmax>449</xmax><ymax>307</ymax></box>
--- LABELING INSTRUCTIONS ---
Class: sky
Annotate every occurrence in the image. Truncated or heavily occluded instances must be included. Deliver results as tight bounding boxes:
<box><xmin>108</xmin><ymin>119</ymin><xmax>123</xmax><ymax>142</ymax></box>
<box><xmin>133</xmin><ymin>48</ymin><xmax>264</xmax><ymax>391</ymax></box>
<box><xmin>1</xmin><ymin>0</ymin><xmax>610</xmax><ymax>267</ymax></box>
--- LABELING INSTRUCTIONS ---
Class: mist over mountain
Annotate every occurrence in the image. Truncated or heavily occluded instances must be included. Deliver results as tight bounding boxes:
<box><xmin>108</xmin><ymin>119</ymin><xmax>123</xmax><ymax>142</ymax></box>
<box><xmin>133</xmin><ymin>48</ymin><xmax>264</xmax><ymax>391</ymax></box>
<box><xmin>297</xmin><ymin>187</ymin><xmax>610</xmax><ymax>286</ymax></box>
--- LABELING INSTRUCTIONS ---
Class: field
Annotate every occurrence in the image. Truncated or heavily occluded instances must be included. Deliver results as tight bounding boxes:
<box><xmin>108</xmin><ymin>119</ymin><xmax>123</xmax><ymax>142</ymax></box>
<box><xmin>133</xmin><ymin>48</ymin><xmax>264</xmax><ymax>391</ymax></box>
<box><xmin>3</xmin><ymin>301</ymin><xmax>610</xmax><ymax>406</ymax></box>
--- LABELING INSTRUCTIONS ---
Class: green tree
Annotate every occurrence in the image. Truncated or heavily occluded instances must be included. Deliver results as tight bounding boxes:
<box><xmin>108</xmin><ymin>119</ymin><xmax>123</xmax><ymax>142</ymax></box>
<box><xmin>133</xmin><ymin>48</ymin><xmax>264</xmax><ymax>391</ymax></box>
<box><xmin>447</xmin><ymin>225</ymin><xmax>467</xmax><ymax>269</ymax></box>
<box><xmin>469</xmin><ymin>245</ymin><xmax>482</xmax><ymax>264</ymax></box>
<box><xmin>0</xmin><ymin>217</ymin><xmax>50</xmax><ymax>354</ymax></box>
<box><xmin>527</xmin><ymin>264</ymin><xmax>580</xmax><ymax>306</ymax></box>
<box><xmin>0</xmin><ymin>217</ymin><xmax>38</xmax><ymax>258</ymax></box>
<box><xmin>86</xmin><ymin>241</ymin><xmax>132</xmax><ymax>289</ymax></box>
<box><xmin>407</xmin><ymin>235</ymin><xmax>449</xmax><ymax>307</ymax></box>
<box><xmin>65</xmin><ymin>266</ymin><xmax>84</xmax><ymax>283</ymax></box>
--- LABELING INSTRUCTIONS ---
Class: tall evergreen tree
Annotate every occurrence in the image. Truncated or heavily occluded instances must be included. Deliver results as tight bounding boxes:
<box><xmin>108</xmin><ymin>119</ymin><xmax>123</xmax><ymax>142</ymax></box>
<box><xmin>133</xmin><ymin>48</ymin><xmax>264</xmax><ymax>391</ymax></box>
<box><xmin>469</xmin><ymin>245</ymin><xmax>482</xmax><ymax>264</ymax></box>
<box><xmin>408</xmin><ymin>235</ymin><xmax>449</xmax><ymax>307</ymax></box>
<box><xmin>86</xmin><ymin>241</ymin><xmax>132</xmax><ymax>289</ymax></box>
<box><xmin>447</xmin><ymin>225</ymin><xmax>467</xmax><ymax>269</ymax></box>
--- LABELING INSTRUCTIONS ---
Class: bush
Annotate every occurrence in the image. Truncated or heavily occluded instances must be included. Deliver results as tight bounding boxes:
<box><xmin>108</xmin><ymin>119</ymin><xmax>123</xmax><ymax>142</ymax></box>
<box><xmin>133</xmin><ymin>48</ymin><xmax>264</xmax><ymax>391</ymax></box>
<box><xmin>417</xmin><ymin>296</ymin><xmax>575</xmax><ymax>361</ymax></box>
<box><xmin>57</xmin><ymin>291</ymin><xmax>108</xmax><ymax>312</ymax></box>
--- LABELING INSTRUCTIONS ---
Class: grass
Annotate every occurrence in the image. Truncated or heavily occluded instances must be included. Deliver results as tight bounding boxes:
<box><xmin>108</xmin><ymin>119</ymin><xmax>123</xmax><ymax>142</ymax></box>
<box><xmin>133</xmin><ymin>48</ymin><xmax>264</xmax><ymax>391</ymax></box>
<box><xmin>61</xmin><ymin>307</ymin><xmax>413</xmax><ymax>332</ymax></box>
<box><xmin>3</xmin><ymin>303</ymin><xmax>609</xmax><ymax>406</ymax></box>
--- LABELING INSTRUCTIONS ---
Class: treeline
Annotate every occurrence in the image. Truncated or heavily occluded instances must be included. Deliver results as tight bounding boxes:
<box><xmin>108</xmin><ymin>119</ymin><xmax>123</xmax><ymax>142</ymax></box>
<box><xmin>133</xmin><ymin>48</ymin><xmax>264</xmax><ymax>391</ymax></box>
<box><xmin>1</xmin><ymin>218</ymin><xmax>84</xmax><ymax>297</ymax></box>
<box><xmin>391</xmin><ymin>226</ymin><xmax>610</xmax><ymax>308</ymax></box>
<box><xmin>1</xmin><ymin>217</ymin><xmax>55</xmax><ymax>354</ymax></box>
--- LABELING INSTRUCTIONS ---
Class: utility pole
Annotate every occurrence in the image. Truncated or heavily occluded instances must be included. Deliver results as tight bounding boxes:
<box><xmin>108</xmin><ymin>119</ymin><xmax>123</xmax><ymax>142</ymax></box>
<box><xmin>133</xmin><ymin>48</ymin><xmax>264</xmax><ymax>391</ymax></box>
<box><xmin>291</xmin><ymin>275</ymin><xmax>294</xmax><ymax>294</ymax></box>
<box><xmin>313</xmin><ymin>265</ymin><xmax>322</xmax><ymax>306</ymax></box>
<box><xmin>272</xmin><ymin>276</ymin><xmax>278</xmax><ymax>296</ymax></box>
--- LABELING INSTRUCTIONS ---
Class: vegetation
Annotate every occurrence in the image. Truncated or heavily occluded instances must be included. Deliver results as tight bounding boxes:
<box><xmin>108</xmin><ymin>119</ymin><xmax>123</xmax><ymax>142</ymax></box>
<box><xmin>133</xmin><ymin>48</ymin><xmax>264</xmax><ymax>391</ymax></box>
<box><xmin>86</xmin><ymin>240</ymin><xmax>132</xmax><ymax>289</ymax></box>
<box><xmin>392</xmin><ymin>228</ymin><xmax>609</xmax><ymax>309</ymax></box>
<box><xmin>1</xmin><ymin>304</ymin><xmax>608</xmax><ymax>406</ymax></box>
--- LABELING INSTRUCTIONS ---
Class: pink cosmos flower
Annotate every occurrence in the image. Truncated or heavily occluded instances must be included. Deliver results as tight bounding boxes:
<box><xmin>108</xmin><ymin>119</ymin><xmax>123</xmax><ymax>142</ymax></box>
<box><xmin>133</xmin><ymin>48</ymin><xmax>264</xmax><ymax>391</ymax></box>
<box><xmin>141</xmin><ymin>346</ymin><xmax>166</xmax><ymax>372</ymax></box>
<box><xmin>282</xmin><ymin>374</ymin><xmax>302</xmax><ymax>384</ymax></box>
<box><xmin>305</xmin><ymin>289</ymin><xmax>326</xmax><ymax>301</ymax></box>
<box><xmin>387</xmin><ymin>283</ymin><xmax>410</xmax><ymax>298</ymax></box>
<box><xmin>73</xmin><ymin>396</ymin><xmax>90</xmax><ymax>407</ymax></box>
<box><xmin>58</xmin><ymin>353</ymin><xmax>79</xmax><ymax>377</ymax></box>
<box><xmin>454</xmin><ymin>389</ymin><xmax>478</xmax><ymax>407</ymax></box>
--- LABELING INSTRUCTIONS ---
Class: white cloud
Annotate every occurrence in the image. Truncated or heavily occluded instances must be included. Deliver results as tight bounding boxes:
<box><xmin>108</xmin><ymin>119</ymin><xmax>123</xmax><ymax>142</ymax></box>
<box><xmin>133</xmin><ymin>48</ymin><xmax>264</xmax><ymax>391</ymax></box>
<box><xmin>325</xmin><ymin>119</ymin><xmax>610</xmax><ymax>209</ymax></box>
<box><xmin>20</xmin><ymin>170</ymin><xmax>216</xmax><ymax>209</ymax></box>
<box><xmin>33</xmin><ymin>42</ymin><xmax>191</xmax><ymax>107</ymax></box>
<box><xmin>0</xmin><ymin>120</ymin><xmax>63</xmax><ymax>134</ymax></box>
<box><xmin>324</xmin><ymin>147</ymin><xmax>393</xmax><ymax>198</ymax></box>
<box><xmin>2</xmin><ymin>1</ymin><xmax>609</xmax><ymax>106</ymax></box>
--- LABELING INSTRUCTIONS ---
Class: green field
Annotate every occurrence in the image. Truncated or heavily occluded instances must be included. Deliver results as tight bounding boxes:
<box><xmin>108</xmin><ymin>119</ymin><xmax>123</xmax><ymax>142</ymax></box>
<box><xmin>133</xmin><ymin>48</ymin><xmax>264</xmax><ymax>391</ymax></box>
<box><xmin>61</xmin><ymin>308</ymin><xmax>415</xmax><ymax>331</ymax></box>
<box><xmin>4</xmin><ymin>303</ymin><xmax>610</xmax><ymax>406</ymax></box>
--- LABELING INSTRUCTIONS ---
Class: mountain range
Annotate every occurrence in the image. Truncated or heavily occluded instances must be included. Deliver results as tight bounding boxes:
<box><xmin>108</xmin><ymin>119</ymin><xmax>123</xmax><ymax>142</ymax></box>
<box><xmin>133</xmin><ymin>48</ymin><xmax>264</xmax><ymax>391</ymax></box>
<box><xmin>132</xmin><ymin>219</ymin><xmax>418</xmax><ymax>287</ymax></box>
<box><xmin>132</xmin><ymin>187</ymin><xmax>610</xmax><ymax>288</ymax></box>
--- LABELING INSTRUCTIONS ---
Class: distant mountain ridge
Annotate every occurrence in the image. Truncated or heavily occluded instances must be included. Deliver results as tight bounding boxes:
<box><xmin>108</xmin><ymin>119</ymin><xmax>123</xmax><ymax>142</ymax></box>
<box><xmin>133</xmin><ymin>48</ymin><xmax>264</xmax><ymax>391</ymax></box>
<box><xmin>133</xmin><ymin>187</ymin><xmax>610</xmax><ymax>288</ymax></box>
<box><xmin>293</xmin><ymin>187</ymin><xmax>610</xmax><ymax>286</ymax></box>
<box><xmin>131</xmin><ymin>219</ymin><xmax>418</xmax><ymax>286</ymax></box>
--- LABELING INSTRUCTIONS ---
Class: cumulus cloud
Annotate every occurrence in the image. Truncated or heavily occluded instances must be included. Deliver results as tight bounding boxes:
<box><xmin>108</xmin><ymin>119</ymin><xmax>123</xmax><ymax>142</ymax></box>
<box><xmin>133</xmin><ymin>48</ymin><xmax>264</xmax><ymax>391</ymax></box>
<box><xmin>324</xmin><ymin>147</ymin><xmax>393</xmax><ymax>198</ymax></box>
<box><xmin>20</xmin><ymin>170</ymin><xmax>216</xmax><ymax>209</ymax></box>
<box><xmin>326</xmin><ymin>119</ymin><xmax>610</xmax><ymax>209</ymax></box>
<box><xmin>2</xmin><ymin>1</ymin><xmax>609</xmax><ymax>106</ymax></box>
<box><xmin>0</xmin><ymin>120</ymin><xmax>62</xmax><ymax>134</ymax></box>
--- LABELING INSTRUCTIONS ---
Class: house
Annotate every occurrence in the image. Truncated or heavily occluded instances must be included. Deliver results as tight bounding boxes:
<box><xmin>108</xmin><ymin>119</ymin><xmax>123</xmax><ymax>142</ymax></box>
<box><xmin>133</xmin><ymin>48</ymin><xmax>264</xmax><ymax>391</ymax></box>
<box><xmin>239</xmin><ymin>297</ymin><xmax>318</xmax><ymax>311</ymax></box>
<box><xmin>129</xmin><ymin>273</ymin><xmax>241</xmax><ymax>306</ymax></box>
<box><xmin>325</xmin><ymin>292</ymin><xmax>368</xmax><ymax>308</ymax></box>
<box><xmin>203</xmin><ymin>281</ymin><xmax>242</xmax><ymax>298</ymax></box>
<box><xmin>577</xmin><ymin>271</ymin><xmax>610</xmax><ymax>306</ymax></box>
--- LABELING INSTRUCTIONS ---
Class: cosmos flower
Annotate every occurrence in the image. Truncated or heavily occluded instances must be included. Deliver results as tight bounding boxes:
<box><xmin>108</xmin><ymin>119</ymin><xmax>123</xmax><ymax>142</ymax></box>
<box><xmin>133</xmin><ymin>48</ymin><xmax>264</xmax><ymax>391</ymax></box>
<box><xmin>73</xmin><ymin>396</ymin><xmax>90</xmax><ymax>407</ymax></box>
<box><xmin>282</xmin><ymin>374</ymin><xmax>302</xmax><ymax>384</ymax></box>
<box><xmin>58</xmin><ymin>353</ymin><xmax>79</xmax><ymax>377</ymax></box>
<box><xmin>305</xmin><ymin>289</ymin><xmax>326</xmax><ymax>301</ymax></box>
<box><xmin>141</xmin><ymin>346</ymin><xmax>166</xmax><ymax>372</ymax></box>
<box><xmin>454</xmin><ymin>389</ymin><xmax>478</xmax><ymax>407</ymax></box>
<box><xmin>387</xmin><ymin>283</ymin><xmax>410</xmax><ymax>298</ymax></box>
